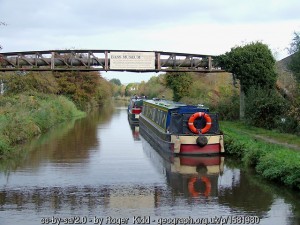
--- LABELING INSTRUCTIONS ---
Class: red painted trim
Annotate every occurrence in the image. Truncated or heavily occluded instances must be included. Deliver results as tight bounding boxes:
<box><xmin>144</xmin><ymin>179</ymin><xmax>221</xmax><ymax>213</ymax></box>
<box><xmin>180</xmin><ymin>143</ymin><xmax>221</xmax><ymax>155</ymax></box>
<box><xmin>132</xmin><ymin>108</ymin><xmax>142</xmax><ymax>114</ymax></box>
<box><xmin>179</xmin><ymin>156</ymin><xmax>221</xmax><ymax>166</ymax></box>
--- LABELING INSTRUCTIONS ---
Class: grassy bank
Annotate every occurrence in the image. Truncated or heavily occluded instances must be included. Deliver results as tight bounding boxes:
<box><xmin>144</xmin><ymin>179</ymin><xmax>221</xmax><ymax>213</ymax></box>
<box><xmin>221</xmin><ymin>121</ymin><xmax>300</xmax><ymax>190</ymax></box>
<box><xmin>0</xmin><ymin>92</ymin><xmax>85</xmax><ymax>156</ymax></box>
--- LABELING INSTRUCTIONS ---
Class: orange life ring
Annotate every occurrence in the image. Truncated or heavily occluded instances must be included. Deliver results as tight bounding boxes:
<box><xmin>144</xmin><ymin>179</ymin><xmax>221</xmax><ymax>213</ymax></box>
<box><xmin>188</xmin><ymin>112</ymin><xmax>212</xmax><ymax>134</ymax></box>
<box><xmin>188</xmin><ymin>176</ymin><xmax>211</xmax><ymax>197</ymax></box>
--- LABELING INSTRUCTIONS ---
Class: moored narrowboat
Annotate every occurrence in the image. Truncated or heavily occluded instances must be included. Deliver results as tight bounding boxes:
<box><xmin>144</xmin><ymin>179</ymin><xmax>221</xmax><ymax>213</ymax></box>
<box><xmin>139</xmin><ymin>99</ymin><xmax>224</xmax><ymax>155</ymax></box>
<box><xmin>127</xmin><ymin>96</ymin><xmax>144</xmax><ymax>124</ymax></box>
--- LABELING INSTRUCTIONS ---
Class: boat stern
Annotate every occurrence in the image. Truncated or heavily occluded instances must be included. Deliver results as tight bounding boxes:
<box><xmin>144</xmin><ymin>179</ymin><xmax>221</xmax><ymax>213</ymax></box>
<box><xmin>171</xmin><ymin>134</ymin><xmax>224</xmax><ymax>155</ymax></box>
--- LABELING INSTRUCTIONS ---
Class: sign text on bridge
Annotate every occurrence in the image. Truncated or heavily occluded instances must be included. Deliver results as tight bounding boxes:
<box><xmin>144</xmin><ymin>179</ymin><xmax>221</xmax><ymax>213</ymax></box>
<box><xmin>0</xmin><ymin>50</ymin><xmax>224</xmax><ymax>72</ymax></box>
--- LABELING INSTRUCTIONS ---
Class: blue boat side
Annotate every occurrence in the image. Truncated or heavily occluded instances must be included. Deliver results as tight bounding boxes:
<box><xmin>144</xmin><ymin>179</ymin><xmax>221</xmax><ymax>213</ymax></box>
<box><xmin>143</xmin><ymin>99</ymin><xmax>209</xmax><ymax>131</ymax></box>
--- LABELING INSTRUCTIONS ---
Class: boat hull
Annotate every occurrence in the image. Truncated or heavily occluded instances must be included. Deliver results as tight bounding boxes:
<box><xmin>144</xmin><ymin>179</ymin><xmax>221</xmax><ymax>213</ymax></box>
<box><xmin>127</xmin><ymin>112</ymin><xmax>140</xmax><ymax>124</ymax></box>
<box><xmin>140</xmin><ymin>114</ymin><xmax>224</xmax><ymax>155</ymax></box>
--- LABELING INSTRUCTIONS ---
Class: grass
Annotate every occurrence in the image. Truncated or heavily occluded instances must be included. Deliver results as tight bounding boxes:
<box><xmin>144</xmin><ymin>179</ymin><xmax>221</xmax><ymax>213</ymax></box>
<box><xmin>221</xmin><ymin>121</ymin><xmax>300</xmax><ymax>190</ymax></box>
<box><xmin>222</xmin><ymin>121</ymin><xmax>300</xmax><ymax>147</ymax></box>
<box><xmin>0</xmin><ymin>92</ymin><xmax>85</xmax><ymax>156</ymax></box>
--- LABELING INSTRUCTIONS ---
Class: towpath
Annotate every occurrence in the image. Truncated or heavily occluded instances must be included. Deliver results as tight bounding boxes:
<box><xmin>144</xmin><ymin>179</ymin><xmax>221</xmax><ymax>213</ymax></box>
<box><xmin>221</xmin><ymin>121</ymin><xmax>300</xmax><ymax>151</ymax></box>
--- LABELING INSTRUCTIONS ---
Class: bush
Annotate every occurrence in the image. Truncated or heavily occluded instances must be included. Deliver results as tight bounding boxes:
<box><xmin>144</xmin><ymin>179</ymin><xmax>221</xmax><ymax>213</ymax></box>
<box><xmin>211</xmin><ymin>89</ymin><xmax>240</xmax><ymax>120</ymax></box>
<box><xmin>245</xmin><ymin>87</ymin><xmax>287</xmax><ymax>129</ymax></box>
<box><xmin>275</xmin><ymin>116</ymin><xmax>300</xmax><ymax>134</ymax></box>
<box><xmin>256</xmin><ymin>150</ymin><xmax>300</xmax><ymax>189</ymax></box>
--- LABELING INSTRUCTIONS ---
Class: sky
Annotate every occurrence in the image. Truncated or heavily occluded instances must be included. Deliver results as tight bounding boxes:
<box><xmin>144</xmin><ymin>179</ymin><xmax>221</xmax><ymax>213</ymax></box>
<box><xmin>0</xmin><ymin>0</ymin><xmax>299</xmax><ymax>84</ymax></box>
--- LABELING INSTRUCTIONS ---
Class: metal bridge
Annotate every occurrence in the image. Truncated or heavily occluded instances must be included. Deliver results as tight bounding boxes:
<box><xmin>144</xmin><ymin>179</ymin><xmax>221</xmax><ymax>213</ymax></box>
<box><xmin>0</xmin><ymin>50</ymin><xmax>224</xmax><ymax>73</ymax></box>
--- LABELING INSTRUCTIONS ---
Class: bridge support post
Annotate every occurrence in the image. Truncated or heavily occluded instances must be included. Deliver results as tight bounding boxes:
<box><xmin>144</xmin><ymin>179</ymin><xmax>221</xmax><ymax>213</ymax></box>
<box><xmin>105</xmin><ymin>51</ymin><xmax>108</xmax><ymax>71</ymax></box>
<box><xmin>51</xmin><ymin>52</ymin><xmax>55</xmax><ymax>70</ymax></box>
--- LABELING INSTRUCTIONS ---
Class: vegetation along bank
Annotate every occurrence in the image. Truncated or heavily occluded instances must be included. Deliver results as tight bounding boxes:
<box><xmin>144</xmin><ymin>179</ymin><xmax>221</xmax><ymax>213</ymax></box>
<box><xmin>0</xmin><ymin>70</ymin><xmax>113</xmax><ymax>157</ymax></box>
<box><xmin>222</xmin><ymin>121</ymin><xmax>300</xmax><ymax>190</ymax></box>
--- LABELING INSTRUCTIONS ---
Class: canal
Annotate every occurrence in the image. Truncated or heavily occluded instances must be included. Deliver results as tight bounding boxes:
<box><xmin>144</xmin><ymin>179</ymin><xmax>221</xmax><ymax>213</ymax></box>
<box><xmin>0</xmin><ymin>104</ymin><xmax>299</xmax><ymax>225</ymax></box>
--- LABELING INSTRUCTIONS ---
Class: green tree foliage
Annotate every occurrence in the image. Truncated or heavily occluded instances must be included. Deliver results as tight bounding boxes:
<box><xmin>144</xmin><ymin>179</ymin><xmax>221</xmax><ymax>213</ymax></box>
<box><xmin>142</xmin><ymin>75</ymin><xmax>172</xmax><ymax>99</ymax></box>
<box><xmin>125</xmin><ymin>83</ymin><xmax>139</xmax><ymax>96</ymax></box>
<box><xmin>218</xmin><ymin>42</ymin><xmax>277</xmax><ymax>94</ymax></box>
<box><xmin>109</xmin><ymin>79</ymin><xmax>122</xmax><ymax>97</ymax></box>
<box><xmin>288</xmin><ymin>32</ymin><xmax>300</xmax><ymax>82</ymax></box>
<box><xmin>109</xmin><ymin>78</ymin><xmax>121</xmax><ymax>86</ymax></box>
<box><xmin>165</xmin><ymin>71</ymin><xmax>192</xmax><ymax>101</ymax></box>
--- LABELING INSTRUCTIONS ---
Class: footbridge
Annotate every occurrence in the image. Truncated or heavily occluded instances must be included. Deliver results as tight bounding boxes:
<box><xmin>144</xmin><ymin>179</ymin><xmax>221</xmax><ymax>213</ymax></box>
<box><xmin>0</xmin><ymin>50</ymin><xmax>224</xmax><ymax>73</ymax></box>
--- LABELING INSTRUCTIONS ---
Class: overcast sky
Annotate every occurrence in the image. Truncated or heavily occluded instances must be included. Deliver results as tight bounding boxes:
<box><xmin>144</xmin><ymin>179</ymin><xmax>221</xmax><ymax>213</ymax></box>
<box><xmin>0</xmin><ymin>0</ymin><xmax>299</xmax><ymax>84</ymax></box>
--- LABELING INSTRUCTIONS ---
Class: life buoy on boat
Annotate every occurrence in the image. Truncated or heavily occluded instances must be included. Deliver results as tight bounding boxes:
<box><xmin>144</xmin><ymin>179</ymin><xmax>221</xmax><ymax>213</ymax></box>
<box><xmin>188</xmin><ymin>112</ymin><xmax>212</xmax><ymax>134</ymax></box>
<box><xmin>188</xmin><ymin>176</ymin><xmax>211</xmax><ymax>197</ymax></box>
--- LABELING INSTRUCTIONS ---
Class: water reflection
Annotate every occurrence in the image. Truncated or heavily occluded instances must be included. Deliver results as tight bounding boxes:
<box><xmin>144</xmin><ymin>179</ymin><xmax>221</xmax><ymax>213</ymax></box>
<box><xmin>128</xmin><ymin>122</ymin><xmax>141</xmax><ymax>141</ymax></box>
<box><xmin>0</xmin><ymin>107</ymin><xmax>299</xmax><ymax>225</ymax></box>
<box><xmin>0</xmin><ymin>105</ymin><xmax>114</xmax><ymax>172</ymax></box>
<box><xmin>141</xmin><ymin>131</ymin><xmax>300</xmax><ymax>224</ymax></box>
<box><xmin>142</xmin><ymin>136</ymin><xmax>223</xmax><ymax>198</ymax></box>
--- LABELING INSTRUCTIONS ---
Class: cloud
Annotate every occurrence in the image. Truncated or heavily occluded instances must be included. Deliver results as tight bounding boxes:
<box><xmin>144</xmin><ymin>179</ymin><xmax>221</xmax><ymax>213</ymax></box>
<box><xmin>0</xmin><ymin>0</ymin><xmax>299</xmax><ymax>82</ymax></box>
<box><xmin>2</xmin><ymin>0</ymin><xmax>299</xmax><ymax>34</ymax></box>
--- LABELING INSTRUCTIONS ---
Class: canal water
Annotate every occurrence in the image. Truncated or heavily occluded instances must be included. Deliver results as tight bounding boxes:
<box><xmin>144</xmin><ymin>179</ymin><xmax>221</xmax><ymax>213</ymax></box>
<box><xmin>0</xmin><ymin>104</ymin><xmax>299</xmax><ymax>225</ymax></box>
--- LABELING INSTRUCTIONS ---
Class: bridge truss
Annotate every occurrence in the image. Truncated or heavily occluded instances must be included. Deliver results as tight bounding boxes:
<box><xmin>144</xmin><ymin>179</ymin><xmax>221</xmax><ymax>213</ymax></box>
<box><xmin>0</xmin><ymin>50</ymin><xmax>224</xmax><ymax>73</ymax></box>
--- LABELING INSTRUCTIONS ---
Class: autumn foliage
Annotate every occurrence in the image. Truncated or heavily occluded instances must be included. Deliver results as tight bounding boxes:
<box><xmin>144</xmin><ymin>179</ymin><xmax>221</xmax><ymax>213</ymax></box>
<box><xmin>1</xmin><ymin>71</ymin><xmax>113</xmax><ymax>111</ymax></box>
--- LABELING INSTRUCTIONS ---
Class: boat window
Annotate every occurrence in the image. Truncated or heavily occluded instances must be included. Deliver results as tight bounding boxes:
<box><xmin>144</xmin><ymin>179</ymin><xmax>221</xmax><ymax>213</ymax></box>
<box><xmin>157</xmin><ymin>110</ymin><xmax>167</xmax><ymax>128</ymax></box>
<box><xmin>143</xmin><ymin>104</ymin><xmax>152</xmax><ymax>119</ymax></box>
<box><xmin>142</xmin><ymin>103</ymin><xmax>168</xmax><ymax>129</ymax></box>
<box><xmin>152</xmin><ymin>108</ymin><xmax>157</xmax><ymax>121</ymax></box>
<box><xmin>134</xmin><ymin>100</ymin><xmax>143</xmax><ymax>107</ymax></box>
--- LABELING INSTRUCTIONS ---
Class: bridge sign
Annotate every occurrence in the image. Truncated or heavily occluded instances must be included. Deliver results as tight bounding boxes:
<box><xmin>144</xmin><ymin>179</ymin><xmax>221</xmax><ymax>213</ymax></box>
<box><xmin>110</xmin><ymin>51</ymin><xmax>155</xmax><ymax>70</ymax></box>
<box><xmin>0</xmin><ymin>50</ymin><xmax>224</xmax><ymax>72</ymax></box>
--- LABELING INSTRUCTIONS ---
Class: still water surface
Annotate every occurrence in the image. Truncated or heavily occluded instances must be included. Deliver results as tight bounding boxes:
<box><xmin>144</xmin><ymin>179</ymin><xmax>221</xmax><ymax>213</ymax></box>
<box><xmin>0</xmin><ymin>104</ymin><xmax>299</xmax><ymax>225</ymax></box>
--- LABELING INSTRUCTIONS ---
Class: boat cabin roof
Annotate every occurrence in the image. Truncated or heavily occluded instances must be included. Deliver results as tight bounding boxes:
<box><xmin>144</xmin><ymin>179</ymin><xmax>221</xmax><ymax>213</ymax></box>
<box><xmin>144</xmin><ymin>99</ymin><xmax>209</xmax><ymax>112</ymax></box>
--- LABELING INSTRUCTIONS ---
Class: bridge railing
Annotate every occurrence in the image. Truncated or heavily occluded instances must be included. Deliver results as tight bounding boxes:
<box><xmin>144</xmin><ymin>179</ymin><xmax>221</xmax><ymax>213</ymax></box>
<box><xmin>0</xmin><ymin>50</ymin><xmax>224</xmax><ymax>72</ymax></box>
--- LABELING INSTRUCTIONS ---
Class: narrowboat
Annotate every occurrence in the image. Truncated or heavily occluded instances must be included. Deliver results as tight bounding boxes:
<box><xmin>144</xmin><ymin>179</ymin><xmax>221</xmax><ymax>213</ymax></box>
<box><xmin>127</xmin><ymin>96</ymin><xmax>143</xmax><ymax>124</ymax></box>
<box><xmin>139</xmin><ymin>99</ymin><xmax>224</xmax><ymax>155</ymax></box>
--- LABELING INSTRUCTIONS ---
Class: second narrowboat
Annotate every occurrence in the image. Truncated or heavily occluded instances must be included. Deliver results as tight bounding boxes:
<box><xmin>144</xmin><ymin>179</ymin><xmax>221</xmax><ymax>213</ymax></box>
<box><xmin>139</xmin><ymin>99</ymin><xmax>224</xmax><ymax>155</ymax></box>
<box><xmin>127</xmin><ymin>96</ymin><xmax>144</xmax><ymax>124</ymax></box>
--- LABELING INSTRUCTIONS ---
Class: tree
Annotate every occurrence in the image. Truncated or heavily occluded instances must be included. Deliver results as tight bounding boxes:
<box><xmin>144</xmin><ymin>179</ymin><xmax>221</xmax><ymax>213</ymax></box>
<box><xmin>288</xmin><ymin>32</ymin><xmax>300</xmax><ymax>82</ymax></box>
<box><xmin>53</xmin><ymin>71</ymin><xmax>112</xmax><ymax>110</ymax></box>
<box><xmin>141</xmin><ymin>75</ymin><xmax>172</xmax><ymax>99</ymax></box>
<box><xmin>218</xmin><ymin>42</ymin><xmax>277</xmax><ymax>119</ymax></box>
<box><xmin>109</xmin><ymin>78</ymin><xmax>121</xmax><ymax>86</ymax></box>
<box><xmin>165</xmin><ymin>71</ymin><xmax>192</xmax><ymax>101</ymax></box>
<box><xmin>125</xmin><ymin>83</ymin><xmax>139</xmax><ymax>96</ymax></box>
<box><xmin>218</xmin><ymin>42</ymin><xmax>277</xmax><ymax>93</ymax></box>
